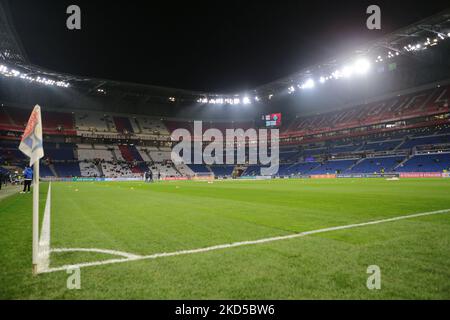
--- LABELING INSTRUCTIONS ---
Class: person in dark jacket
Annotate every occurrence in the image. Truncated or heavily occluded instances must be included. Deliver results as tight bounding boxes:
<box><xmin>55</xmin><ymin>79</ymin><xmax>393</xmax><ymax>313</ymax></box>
<box><xmin>22</xmin><ymin>166</ymin><xmax>33</xmax><ymax>193</ymax></box>
<box><xmin>0</xmin><ymin>173</ymin><xmax>6</xmax><ymax>190</ymax></box>
<box><xmin>149</xmin><ymin>170</ymin><xmax>153</xmax><ymax>183</ymax></box>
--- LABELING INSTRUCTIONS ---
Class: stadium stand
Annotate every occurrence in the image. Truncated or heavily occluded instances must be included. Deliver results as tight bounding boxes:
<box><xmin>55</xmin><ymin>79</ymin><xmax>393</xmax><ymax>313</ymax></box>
<box><xmin>281</xmin><ymin>85</ymin><xmax>450</xmax><ymax>138</ymax></box>
<box><xmin>359</xmin><ymin>140</ymin><xmax>403</xmax><ymax>152</ymax></box>
<box><xmin>113</xmin><ymin>117</ymin><xmax>134</xmax><ymax>134</ymax></box>
<box><xmin>209</xmin><ymin>165</ymin><xmax>235</xmax><ymax>177</ymax></box>
<box><xmin>242</xmin><ymin>165</ymin><xmax>262</xmax><ymax>176</ymax></box>
<box><xmin>328</xmin><ymin>143</ymin><xmax>363</xmax><ymax>154</ymax></box>
<box><xmin>75</xmin><ymin>112</ymin><xmax>110</xmax><ymax>132</ymax></box>
<box><xmin>42</xmin><ymin>111</ymin><xmax>75</xmax><ymax>132</ymax></box>
<box><xmin>5</xmin><ymin>107</ymin><xmax>29</xmax><ymax>128</ymax></box>
<box><xmin>163</xmin><ymin>120</ymin><xmax>255</xmax><ymax>135</ymax></box>
<box><xmin>188</xmin><ymin>164</ymin><xmax>211</xmax><ymax>174</ymax></box>
<box><xmin>149</xmin><ymin>148</ymin><xmax>171</xmax><ymax>163</ymax></box>
<box><xmin>77</xmin><ymin>144</ymin><xmax>115</xmax><ymax>161</ymax></box>
<box><xmin>135</xmin><ymin>116</ymin><xmax>170</xmax><ymax>135</ymax></box>
<box><xmin>40</xmin><ymin>163</ymin><xmax>55</xmax><ymax>177</ymax></box>
<box><xmin>0</xmin><ymin>108</ymin><xmax>12</xmax><ymax>125</ymax></box>
<box><xmin>101</xmin><ymin>162</ymin><xmax>134</xmax><ymax>178</ymax></box>
<box><xmin>53</xmin><ymin>163</ymin><xmax>81</xmax><ymax>177</ymax></box>
<box><xmin>175</xmin><ymin>163</ymin><xmax>195</xmax><ymax>177</ymax></box>
<box><xmin>309</xmin><ymin>159</ymin><xmax>358</xmax><ymax>174</ymax></box>
<box><xmin>0</xmin><ymin>107</ymin><xmax>76</xmax><ymax>134</ymax></box>
<box><xmin>348</xmin><ymin>156</ymin><xmax>405</xmax><ymax>173</ymax></box>
<box><xmin>396</xmin><ymin>153</ymin><xmax>450</xmax><ymax>172</ymax></box>
<box><xmin>118</xmin><ymin>145</ymin><xmax>144</xmax><ymax>162</ymax></box>
<box><xmin>1</xmin><ymin>81</ymin><xmax>449</xmax><ymax>180</ymax></box>
<box><xmin>44</xmin><ymin>143</ymin><xmax>76</xmax><ymax>161</ymax></box>
<box><xmin>279</xmin><ymin>147</ymin><xmax>300</xmax><ymax>162</ymax></box>
<box><xmin>277</xmin><ymin>162</ymin><xmax>321</xmax><ymax>176</ymax></box>
<box><xmin>136</xmin><ymin>147</ymin><xmax>153</xmax><ymax>162</ymax></box>
<box><xmin>399</xmin><ymin>134</ymin><xmax>450</xmax><ymax>149</ymax></box>
<box><xmin>151</xmin><ymin>163</ymin><xmax>180</xmax><ymax>178</ymax></box>
<box><xmin>79</xmin><ymin>162</ymin><xmax>101</xmax><ymax>177</ymax></box>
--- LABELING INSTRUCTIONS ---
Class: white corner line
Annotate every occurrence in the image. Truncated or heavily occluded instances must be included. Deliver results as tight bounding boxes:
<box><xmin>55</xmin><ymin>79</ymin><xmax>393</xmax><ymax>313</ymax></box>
<box><xmin>51</xmin><ymin>247</ymin><xmax>143</xmax><ymax>260</ymax></box>
<box><xmin>39</xmin><ymin>208</ymin><xmax>450</xmax><ymax>274</ymax></box>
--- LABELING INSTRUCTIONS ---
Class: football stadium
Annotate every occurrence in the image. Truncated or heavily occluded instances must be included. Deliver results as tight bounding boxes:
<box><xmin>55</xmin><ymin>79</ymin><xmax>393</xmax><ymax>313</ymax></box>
<box><xmin>1</xmin><ymin>1</ymin><xmax>450</xmax><ymax>303</ymax></box>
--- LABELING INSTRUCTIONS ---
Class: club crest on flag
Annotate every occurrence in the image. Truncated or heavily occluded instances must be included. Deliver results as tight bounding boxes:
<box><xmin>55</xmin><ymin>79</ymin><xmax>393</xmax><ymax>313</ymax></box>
<box><xmin>19</xmin><ymin>105</ymin><xmax>44</xmax><ymax>166</ymax></box>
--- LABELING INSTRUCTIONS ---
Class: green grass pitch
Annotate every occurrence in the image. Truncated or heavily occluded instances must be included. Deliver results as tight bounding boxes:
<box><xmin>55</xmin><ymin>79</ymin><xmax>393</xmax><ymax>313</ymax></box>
<box><xmin>1</xmin><ymin>178</ymin><xmax>450</xmax><ymax>299</ymax></box>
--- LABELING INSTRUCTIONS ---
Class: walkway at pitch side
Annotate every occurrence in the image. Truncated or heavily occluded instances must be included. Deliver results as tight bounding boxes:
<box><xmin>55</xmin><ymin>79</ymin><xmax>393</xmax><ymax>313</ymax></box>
<box><xmin>0</xmin><ymin>185</ymin><xmax>21</xmax><ymax>201</ymax></box>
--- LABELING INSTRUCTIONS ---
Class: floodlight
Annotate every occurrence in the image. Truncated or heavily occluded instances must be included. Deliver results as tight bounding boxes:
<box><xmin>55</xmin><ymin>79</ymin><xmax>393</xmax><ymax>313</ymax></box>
<box><xmin>332</xmin><ymin>70</ymin><xmax>342</xmax><ymax>79</ymax></box>
<box><xmin>302</xmin><ymin>79</ymin><xmax>315</xmax><ymax>89</ymax></box>
<box><xmin>354</xmin><ymin>58</ymin><xmax>371</xmax><ymax>75</ymax></box>
<box><xmin>341</xmin><ymin>66</ymin><xmax>353</xmax><ymax>78</ymax></box>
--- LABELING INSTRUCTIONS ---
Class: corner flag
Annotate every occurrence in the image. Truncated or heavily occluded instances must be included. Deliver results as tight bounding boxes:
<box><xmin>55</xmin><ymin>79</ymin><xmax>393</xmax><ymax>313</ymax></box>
<box><xmin>19</xmin><ymin>105</ymin><xmax>44</xmax><ymax>166</ymax></box>
<box><xmin>19</xmin><ymin>105</ymin><xmax>44</xmax><ymax>275</ymax></box>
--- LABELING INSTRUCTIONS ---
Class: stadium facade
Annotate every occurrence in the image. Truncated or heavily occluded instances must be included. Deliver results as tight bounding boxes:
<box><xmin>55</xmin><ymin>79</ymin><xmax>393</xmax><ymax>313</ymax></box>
<box><xmin>1</xmin><ymin>3</ymin><xmax>450</xmax><ymax>181</ymax></box>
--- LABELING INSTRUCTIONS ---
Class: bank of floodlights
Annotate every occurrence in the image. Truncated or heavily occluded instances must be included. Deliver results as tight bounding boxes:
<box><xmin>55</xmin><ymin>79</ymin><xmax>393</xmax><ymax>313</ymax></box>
<box><xmin>0</xmin><ymin>64</ymin><xmax>70</xmax><ymax>88</ymax></box>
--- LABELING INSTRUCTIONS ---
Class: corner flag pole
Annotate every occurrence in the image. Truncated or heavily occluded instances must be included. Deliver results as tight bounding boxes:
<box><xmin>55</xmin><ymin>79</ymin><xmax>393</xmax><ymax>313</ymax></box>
<box><xmin>32</xmin><ymin>161</ymin><xmax>39</xmax><ymax>274</ymax></box>
<box><xmin>18</xmin><ymin>105</ymin><xmax>44</xmax><ymax>275</ymax></box>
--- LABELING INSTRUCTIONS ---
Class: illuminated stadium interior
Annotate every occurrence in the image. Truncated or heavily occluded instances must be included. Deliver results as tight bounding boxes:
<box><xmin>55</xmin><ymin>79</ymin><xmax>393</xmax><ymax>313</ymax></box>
<box><xmin>2</xmin><ymin>6</ymin><xmax>450</xmax><ymax>180</ymax></box>
<box><xmin>2</xmin><ymin>1</ymin><xmax>450</xmax><ymax>304</ymax></box>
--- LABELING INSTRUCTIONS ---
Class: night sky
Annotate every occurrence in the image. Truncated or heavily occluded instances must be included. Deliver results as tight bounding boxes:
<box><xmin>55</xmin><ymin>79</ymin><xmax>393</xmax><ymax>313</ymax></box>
<box><xmin>6</xmin><ymin>0</ymin><xmax>450</xmax><ymax>92</ymax></box>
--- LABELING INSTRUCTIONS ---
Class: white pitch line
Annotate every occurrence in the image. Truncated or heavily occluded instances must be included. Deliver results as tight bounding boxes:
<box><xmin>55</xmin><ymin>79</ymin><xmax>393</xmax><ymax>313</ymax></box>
<box><xmin>39</xmin><ymin>208</ymin><xmax>450</xmax><ymax>274</ymax></box>
<box><xmin>37</xmin><ymin>183</ymin><xmax>51</xmax><ymax>273</ymax></box>
<box><xmin>51</xmin><ymin>247</ymin><xmax>142</xmax><ymax>260</ymax></box>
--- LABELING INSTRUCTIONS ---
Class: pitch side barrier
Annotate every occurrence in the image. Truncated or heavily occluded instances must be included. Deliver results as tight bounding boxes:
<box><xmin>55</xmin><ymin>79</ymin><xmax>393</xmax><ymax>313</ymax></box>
<box><xmin>336</xmin><ymin>173</ymin><xmax>400</xmax><ymax>178</ymax></box>
<box><xmin>42</xmin><ymin>177</ymin><xmax>191</xmax><ymax>182</ymax></box>
<box><xmin>41</xmin><ymin>177</ymin><xmax>144</xmax><ymax>182</ymax></box>
<box><xmin>312</xmin><ymin>173</ymin><xmax>447</xmax><ymax>178</ymax></box>
<box><xmin>313</xmin><ymin>172</ymin><xmax>448</xmax><ymax>178</ymax></box>
<box><xmin>399</xmin><ymin>172</ymin><xmax>446</xmax><ymax>178</ymax></box>
<box><xmin>276</xmin><ymin>172</ymin><xmax>448</xmax><ymax>179</ymax></box>
<box><xmin>41</xmin><ymin>172</ymin><xmax>449</xmax><ymax>182</ymax></box>
<box><xmin>239</xmin><ymin>175</ymin><xmax>273</xmax><ymax>180</ymax></box>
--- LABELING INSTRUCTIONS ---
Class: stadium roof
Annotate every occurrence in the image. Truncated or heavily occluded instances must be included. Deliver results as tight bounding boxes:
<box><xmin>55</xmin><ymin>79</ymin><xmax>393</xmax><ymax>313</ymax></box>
<box><xmin>255</xmin><ymin>8</ymin><xmax>450</xmax><ymax>95</ymax></box>
<box><xmin>1</xmin><ymin>3</ymin><xmax>450</xmax><ymax>105</ymax></box>
<box><xmin>0</xmin><ymin>1</ymin><xmax>28</xmax><ymax>63</ymax></box>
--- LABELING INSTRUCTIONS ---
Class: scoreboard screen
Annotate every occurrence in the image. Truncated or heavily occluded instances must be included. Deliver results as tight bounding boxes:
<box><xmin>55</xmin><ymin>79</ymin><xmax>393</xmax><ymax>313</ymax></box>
<box><xmin>260</xmin><ymin>113</ymin><xmax>282</xmax><ymax>127</ymax></box>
